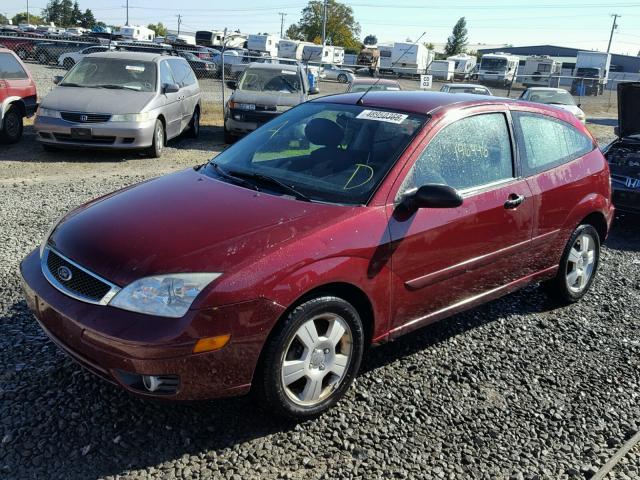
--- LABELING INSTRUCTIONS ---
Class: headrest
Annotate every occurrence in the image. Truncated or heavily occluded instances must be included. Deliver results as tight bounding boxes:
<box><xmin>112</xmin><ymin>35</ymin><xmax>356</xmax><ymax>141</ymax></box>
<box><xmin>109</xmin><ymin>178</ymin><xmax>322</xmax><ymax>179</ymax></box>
<box><xmin>304</xmin><ymin>118</ymin><xmax>344</xmax><ymax>148</ymax></box>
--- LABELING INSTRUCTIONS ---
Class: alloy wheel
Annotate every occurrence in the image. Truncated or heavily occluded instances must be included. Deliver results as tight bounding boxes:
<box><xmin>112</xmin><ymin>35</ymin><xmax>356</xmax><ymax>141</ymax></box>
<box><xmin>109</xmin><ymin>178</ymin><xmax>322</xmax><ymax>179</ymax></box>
<box><xmin>565</xmin><ymin>233</ymin><xmax>596</xmax><ymax>293</ymax></box>
<box><xmin>281</xmin><ymin>313</ymin><xmax>353</xmax><ymax>406</ymax></box>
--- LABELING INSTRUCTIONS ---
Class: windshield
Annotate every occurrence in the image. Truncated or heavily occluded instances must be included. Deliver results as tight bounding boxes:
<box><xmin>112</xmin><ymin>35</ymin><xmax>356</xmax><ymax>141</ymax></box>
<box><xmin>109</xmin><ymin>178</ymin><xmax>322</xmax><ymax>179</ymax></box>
<box><xmin>350</xmin><ymin>83</ymin><xmax>400</xmax><ymax>92</ymax></box>
<box><xmin>61</xmin><ymin>57</ymin><xmax>157</xmax><ymax>92</ymax></box>
<box><xmin>238</xmin><ymin>68</ymin><xmax>301</xmax><ymax>93</ymax></box>
<box><xmin>204</xmin><ymin>102</ymin><xmax>426</xmax><ymax>204</ymax></box>
<box><xmin>480</xmin><ymin>57</ymin><xmax>507</xmax><ymax>70</ymax></box>
<box><xmin>576</xmin><ymin>67</ymin><xmax>599</xmax><ymax>77</ymax></box>
<box><xmin>526</xmin><ymin>90</ymin><xmax>576</xmax><ymax>105</ymax></box>
<box><xmin>448</xmin><ymin>86</ymin><xmax>489</xmax><ymax>94</ymax></box>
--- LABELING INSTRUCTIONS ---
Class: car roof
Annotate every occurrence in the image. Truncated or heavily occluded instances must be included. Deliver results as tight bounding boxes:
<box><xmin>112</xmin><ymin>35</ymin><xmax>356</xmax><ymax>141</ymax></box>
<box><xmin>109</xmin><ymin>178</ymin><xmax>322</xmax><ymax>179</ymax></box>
<box><xmin>444</xmin><ymin>83</ymin><xmax>487</xmax><ymax>88</ymax></box>
<box><xmin>351</xmin><ymin>78</ymin><xmax>400</xmax><ymax>86</ymax></box>
<box><xmin>312</xmin><ymin>90</ymin><xmax>515</xmax><ymax>115</ymax></box>
<box><xmin>85</xmin><ymin>51</ymin><xmax>173</xmax><ymax>62</ymax></box>
<box><xmin>248</xmin><ymin>62</ymin><xmax>298</xmax><ymax>71</ymax></box>
<box><xmin>524</xmin><ymin>87</ymin><xmax>565</xmax><ymax>92</ymax></box>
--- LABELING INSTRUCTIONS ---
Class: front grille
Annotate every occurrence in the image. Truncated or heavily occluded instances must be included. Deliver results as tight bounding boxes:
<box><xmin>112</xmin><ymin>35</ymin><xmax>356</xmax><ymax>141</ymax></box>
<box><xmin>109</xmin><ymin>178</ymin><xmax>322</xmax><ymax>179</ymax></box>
<box><xmin>60</xmin><ymin>112</ymin><xmax>111</xmax><ymax>123</ymax></box>
<box><xmin>45</xmin><ymin>249</ymin><xmax>112</xmax><ymax>302</ymax></box>
<box><xmin>231</xmin><ymin>109</ymin><xmax>279</xmax><ymax>123</ymax></box>
<box><xmin>53</xmin><ymin>133</ymin><xmax>116</xmax><ymax>144</ymax></box>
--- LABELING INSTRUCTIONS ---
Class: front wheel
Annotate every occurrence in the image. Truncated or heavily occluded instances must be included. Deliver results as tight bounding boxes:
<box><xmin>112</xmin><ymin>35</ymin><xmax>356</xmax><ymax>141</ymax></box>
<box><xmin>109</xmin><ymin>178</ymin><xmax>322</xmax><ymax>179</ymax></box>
<box><xmin>187</xmin><ymin>108</ymin><xmax>200</xmax><ymax>138</ymax></box>
<box><xmin>543</xmin><ymin>224</ymin><xmax>600</xmax><ymax>304</ymax></box>
<box><xmin>147</xmin><ymin>119</ymin><xmax>164</xmax><ymax>158</ymax></box>
<box><xmin>255</xmin><ymin>296</ymin><xmax>365</xmax><ymax>419</ymax></box>
<box><xmin>0</xmin><ymin>106</ymin><xmax>23</xmax><ymax>144</ymax></box>
<box><xmin>337</xmin><ymin>73</ymin><xmax>348</xmax><ymax>83</ymax></box>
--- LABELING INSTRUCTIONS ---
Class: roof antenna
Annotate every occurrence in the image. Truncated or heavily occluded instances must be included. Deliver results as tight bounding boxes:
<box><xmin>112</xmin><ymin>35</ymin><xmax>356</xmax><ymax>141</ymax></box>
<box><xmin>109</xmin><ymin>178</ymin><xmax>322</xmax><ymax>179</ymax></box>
<box><xmin>356</xmin><ymin>31</ymin><xmax>428</xmax><ymax>106</ymax></box>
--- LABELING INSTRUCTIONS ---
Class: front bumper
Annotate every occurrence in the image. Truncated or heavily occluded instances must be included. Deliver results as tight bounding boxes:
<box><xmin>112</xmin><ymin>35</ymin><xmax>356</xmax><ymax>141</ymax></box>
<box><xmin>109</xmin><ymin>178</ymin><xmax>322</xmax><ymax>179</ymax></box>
<box><xmin>20</xmin><ymin>249</ymin><xmax>285</xmax><ymax>400</ymax></box>
<box><xmin>34</xmin><ymin>115</ymin><xmax>157</xmax><ymax>149</ymax></box>
<box><xmin>225</xmin><ymin>108</ymin><xmax>280</xmax><ymax>136</ymax></box>
<box><xmin>612</xmin><ymin>188</ymin><xmax>640</xmax><ymax>215</ymax></box>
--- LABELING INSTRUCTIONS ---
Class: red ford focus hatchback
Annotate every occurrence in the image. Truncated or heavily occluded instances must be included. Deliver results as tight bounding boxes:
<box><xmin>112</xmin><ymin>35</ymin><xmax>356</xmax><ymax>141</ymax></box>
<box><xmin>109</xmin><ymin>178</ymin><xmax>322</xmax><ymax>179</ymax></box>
<box><xmin>21</xmin><ymin>91</ymin><xmax>613</xmax><ymax>419</ymax></box>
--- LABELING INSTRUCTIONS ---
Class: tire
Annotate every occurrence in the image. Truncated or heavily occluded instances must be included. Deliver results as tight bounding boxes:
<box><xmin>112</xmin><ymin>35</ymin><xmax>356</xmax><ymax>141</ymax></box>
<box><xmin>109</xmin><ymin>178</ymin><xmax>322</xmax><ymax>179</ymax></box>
<box><xmin>223</xmin><ymin>127</ymin><xmax>236</xmax><ymax>144</ymax></box>
<box><xmin>337</xmin><ymin>73</ymin><xmax>348</xmax><ymax>83</ymax></box>
<box><xmin>147</xmin><ymin>119</ymin><xmax>164</xmax><ymax>158</ymax></box>
<box><xmin>543</xmin><ymin>224</ymin><xmax>600</xmax><ymax>304</ymax></box>
<box><xmin>187</xmin><ymin>108</ymin><xmax>200</xmax><ymax>138</ymax></box>
<box><xmin>0</xmin><ymin>106</ymin><xmax>23</xmax><ymax>144</ymax></box>
<box><xmin>63</xmin><ymin>58</ymin><xmax>75</xmax><ymax>70</ymax></box>
<box><xmin>255</xmin><ymin>296</ymin><xmax>365</xmax><ymax>420</ymax></box>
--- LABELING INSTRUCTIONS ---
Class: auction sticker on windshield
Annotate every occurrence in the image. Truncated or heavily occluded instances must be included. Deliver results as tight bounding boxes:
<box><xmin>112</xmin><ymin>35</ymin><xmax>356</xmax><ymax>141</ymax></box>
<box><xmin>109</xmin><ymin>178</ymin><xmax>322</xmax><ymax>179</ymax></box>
<box><xmin>356</xmin><ymin>110</ymin><xmax>408</xmax><ymax>124</ymax></box>
<box><xmin>125</xmin><ymin>65</ymin><xmax>145</xmax><ymax>72</ymax></box>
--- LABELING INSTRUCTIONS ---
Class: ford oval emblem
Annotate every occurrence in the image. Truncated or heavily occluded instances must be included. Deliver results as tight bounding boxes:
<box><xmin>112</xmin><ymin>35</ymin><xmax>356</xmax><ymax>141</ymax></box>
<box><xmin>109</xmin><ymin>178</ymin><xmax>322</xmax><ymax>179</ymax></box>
<box><xmin>57</xmin><ymin>265</ymin><xmax>73</xmax><ymax>282</ymax></box>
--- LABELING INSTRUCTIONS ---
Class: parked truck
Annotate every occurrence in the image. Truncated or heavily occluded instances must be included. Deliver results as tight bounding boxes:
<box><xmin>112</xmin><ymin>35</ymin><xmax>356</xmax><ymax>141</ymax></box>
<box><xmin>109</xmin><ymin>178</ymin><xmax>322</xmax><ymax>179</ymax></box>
<box><xmin>478</xmin><ymin>52</ymin><xmax>519</xmax><ymax>86</ymax></box>
<box><xmin>520</xmin><ymin>55</ymin><xmax>562</xmax><ymax>87</ymax></box>
<box><xmin>571</xmin><ymin>50</ymin><xmax>611</xmax><ymax>96</ymax></box>
<box><xmin>357</xmin><ymin>46</ymin><xmax>379</xmax><ymax>76</ymax></box>
<box><xmin>446</xmin><ymin>53</ymin><xmax>477</xmax><ymax>80</ymax></box>
<box><xmin>391</xmin><ymin>42</ymin><xmax>433</xmax><ymax>77</ymax></box>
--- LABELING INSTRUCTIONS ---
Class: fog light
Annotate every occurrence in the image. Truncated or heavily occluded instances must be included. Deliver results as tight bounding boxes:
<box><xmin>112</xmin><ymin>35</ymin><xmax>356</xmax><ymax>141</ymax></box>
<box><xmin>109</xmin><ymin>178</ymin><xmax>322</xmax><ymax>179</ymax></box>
<box><xmin>193</xmin><ymin>334</ymin><xmax>231</xmax><ymax>353</ymax></box>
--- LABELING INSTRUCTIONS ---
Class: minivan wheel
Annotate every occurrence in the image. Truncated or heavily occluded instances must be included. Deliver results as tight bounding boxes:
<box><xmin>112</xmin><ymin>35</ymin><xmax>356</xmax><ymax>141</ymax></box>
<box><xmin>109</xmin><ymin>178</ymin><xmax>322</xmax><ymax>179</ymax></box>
<box><xmin>147</xmin><ymin>119</ymin><xmax>164</xmax><ymax>158</ymax></box>
<box><xmin>0</xmin><ymin>106</ymin><xmax>23</xmax><ymax>144</ymax></box>
<box><xmin>543</xmin><ymin>224</ymin><xmax>600</xmax><ymax>304</ymax></box>
<box><xmin>187</xmin><ymin>108</ymin><xmax>200</xmax><ymax>138</ymax></box>
<box><xmin>256</xmin><ymin>296</ymin><xmax>365</xmax><ymax>419</ymax></box>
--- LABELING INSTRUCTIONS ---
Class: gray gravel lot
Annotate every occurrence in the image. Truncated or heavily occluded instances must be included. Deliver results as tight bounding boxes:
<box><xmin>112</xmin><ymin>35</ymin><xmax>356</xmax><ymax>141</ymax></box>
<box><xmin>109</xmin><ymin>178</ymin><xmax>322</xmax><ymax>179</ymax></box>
<box><xmin>0</xmin><ymin>74</ymin><xmax>638</xmax><ymax>479</ymax></box>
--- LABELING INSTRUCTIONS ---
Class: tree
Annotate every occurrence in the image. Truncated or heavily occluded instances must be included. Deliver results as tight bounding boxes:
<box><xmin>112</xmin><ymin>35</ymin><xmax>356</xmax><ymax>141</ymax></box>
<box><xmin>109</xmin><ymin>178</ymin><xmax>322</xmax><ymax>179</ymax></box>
<box><xmin>81</xmin><ymin>9</ymin><xmax>96</xmax><ymax>28</ymax></box>
<box><xmin>12</xmin><ymin>12</ymin><xmax>44</xmax><ymax>25</ymax></box>
<box><xmin>70</xmin><ymin>1</ymin><xmax>83</xmax><ymax>25</ymax></box>
<box><xmin>147</xmin><ymin>22</ymin><xmax>167</xmax><ymax>37</ymax></box>
<box><xmin>445</xmin><ymin>17</ymin><xmax>468</xmax><ymax>56</ymax></box>
<box><xmin>363</xmin><ymin>34</ymin><xmax>377</xmax><ymax>46</ymax></box>
<box><xmin>0</xmin><ymin>14</ymin><xmax>8</xmax><ymax>25</ymax></box>
<box><xmin>286</xmin><ymin>0</ymin><xmax>361</xmax><ymax>51</ymax></box>
<box><xmin>424</xmin><ymin>42</ymin><xmax>435</xmax><ymax>50</ymax></box>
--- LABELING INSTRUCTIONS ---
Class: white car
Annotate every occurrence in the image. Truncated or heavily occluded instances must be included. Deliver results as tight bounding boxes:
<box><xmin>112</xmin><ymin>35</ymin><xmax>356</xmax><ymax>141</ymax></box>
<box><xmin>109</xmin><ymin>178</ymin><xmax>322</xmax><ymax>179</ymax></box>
<box><xmin>319</xmin><ymin>64</ymin><xmax>354</xmax><ymax>83</ymax></box>
<box><xmin>519</xmin><ymin>87</ymin><xmax>586</xmax><ymax>124</ymax></box>
<box><xmin>58</xmin><ymin>45</ymin><xmax>114</xmax><ymax>70</ymax></box>
<box><xmin>440</xmin><ymin>83</ymin><xmax>492</xmax><ymax>95</ymax></box>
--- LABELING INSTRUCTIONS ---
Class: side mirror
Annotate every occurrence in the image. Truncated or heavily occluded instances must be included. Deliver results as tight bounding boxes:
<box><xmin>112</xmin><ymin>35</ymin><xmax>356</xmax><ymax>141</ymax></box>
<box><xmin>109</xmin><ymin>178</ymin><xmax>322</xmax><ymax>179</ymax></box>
<box><xmin>163</xmin><ymin>83</ymin><xmax>180</xmax><ymax>94</ymax></box>
<box><xmin>226</xmin><ymin>80</ymin><xmax>237</xmax><ymax>90</ymax></box>
<box><xmin>309</xmin><ymin>86</ymin><xmax>320</xmax><ymax>95</ymax></box>
<box><xmin>401</xmin><ymin>184</ymin><xmax>463</xmax><ymax>211</ymax></box>
<box><xmin>53</xmin><ymin>75</ymin><xmax>63</xmax><ymax>85</ymax></box>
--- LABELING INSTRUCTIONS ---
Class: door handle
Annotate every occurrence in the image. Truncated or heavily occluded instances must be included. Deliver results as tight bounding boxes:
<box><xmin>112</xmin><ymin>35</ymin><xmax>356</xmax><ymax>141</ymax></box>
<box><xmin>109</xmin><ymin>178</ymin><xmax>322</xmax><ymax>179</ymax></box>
<box><xmin>504</xmin><ymin>193</ymin><xmax>525</xmax><ymax>209</ymax></box>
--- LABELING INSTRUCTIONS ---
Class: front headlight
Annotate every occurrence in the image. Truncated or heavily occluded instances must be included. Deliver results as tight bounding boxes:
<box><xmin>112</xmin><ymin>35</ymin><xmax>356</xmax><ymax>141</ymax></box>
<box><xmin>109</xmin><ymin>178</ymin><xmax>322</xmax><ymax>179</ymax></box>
<box><xmin>109</xmin><ymin>273</ymin><xmax>221</xmax><ymax>318</ymax></box>
<box><xmin>110</xmin><ymin>112</ymin><xmax>152</xmax><ymax>122</ymax></box>
<box><xmin>37</xmin><ymin>107</ymin><xmax>61</xmax><ymax>119</ymax></box>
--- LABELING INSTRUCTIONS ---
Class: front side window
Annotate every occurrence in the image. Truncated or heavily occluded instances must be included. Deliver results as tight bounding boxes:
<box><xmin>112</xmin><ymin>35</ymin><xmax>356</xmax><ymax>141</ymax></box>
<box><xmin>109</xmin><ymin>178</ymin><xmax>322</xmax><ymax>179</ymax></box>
<box><xmin>513</xmin><ymin>112</ymin><xmax>594</xmax><ymax>175</ymax></box>
<box><xmin>168</xmin><ymin>59</ymin><xmax>196</xmax><ymax>87</ymax></box>
<box><xmin>61</xmin><ymin>57</ymin><xmax>157</xmax><ymax>92</ymax></box>
<box><xmin>160</xmin><ymin>60</ymin><xmax>175</xmax><ymax>86</ymax></box>
<box><xmin>0</xmin><ymin>53</ymin><xmax>28</xmax><ymax>79</ymax></box>
<box><xmin>400</xmin><ymin>113</ymin><xmax>514</xmax><ymax>194</ymax></box>
<box><xmin>205</xmin><ymin>102</ymin><xmax>426</xmax><ymax>204</ymax></box>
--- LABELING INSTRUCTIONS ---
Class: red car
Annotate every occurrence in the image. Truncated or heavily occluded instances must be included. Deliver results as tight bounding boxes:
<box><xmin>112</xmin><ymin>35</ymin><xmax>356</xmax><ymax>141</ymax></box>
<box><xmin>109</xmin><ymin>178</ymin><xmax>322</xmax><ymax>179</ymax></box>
<box><xmin>21</xmin><ymin>91</ymin><xmax>613</xmax><ymax>418</ymax></box>
<box><xmin>0</xmin><ymin>47</ymin><xmax>37</xmax><ymax>143</ymax></box>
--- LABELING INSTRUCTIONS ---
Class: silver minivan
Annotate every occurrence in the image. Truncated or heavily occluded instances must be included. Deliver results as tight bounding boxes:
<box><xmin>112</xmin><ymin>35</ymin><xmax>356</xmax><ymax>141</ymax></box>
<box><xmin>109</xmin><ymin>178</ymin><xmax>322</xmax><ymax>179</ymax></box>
<box><xmin>35</xmin><ymin>51</ymin><xmax>201</xmax><ymax>157</ymax></box>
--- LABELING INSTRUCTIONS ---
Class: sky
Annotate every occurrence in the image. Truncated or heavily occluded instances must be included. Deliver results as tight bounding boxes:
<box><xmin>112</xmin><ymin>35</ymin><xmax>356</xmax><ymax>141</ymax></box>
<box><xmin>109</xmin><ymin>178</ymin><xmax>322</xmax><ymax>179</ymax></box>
<box><xmin>4</xmin><ymin>0</ymin><xmax>640</xmax><ymax>56</ymax></box>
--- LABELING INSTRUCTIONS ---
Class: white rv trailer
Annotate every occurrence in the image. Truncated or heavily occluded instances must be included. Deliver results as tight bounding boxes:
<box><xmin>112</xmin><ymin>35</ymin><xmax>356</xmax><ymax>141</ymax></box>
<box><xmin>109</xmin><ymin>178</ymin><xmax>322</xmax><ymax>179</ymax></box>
<box><xmin>478</xmin><ymin>52</ymin><xmax>519</xmax><ymax>86</ymax></box>
<box><xmin>301</xmin><ymin>44</ymin><xmax>336</xmax><ymax>65</ymax></box>
<box><xmin>446</xmin><ymin>53</ymin><xmax>477</xmax><ymax>80</ymax></box>
<box><xmin>332</xmin><ymin>46</ymin><xmax>345</xmax><ymax>65</ymax></box>
<box><xmin>378</xmin><ymin>44</ymin><xmax>394</xmax><ymax>73</ymax></box>
<box><xmin>391</xmin><ymin>42</ymin><xmax>433</xmax><ymax>76</ymax></box>
<box><xmin>116</xmin><ymin>25</ymin><xmax>156</xmax><ymax>42</ymax></box>
<box><xmin>247</xmin><ymin>34</ymin><xmax>279</xmax><ymax>57</ymax></box>
<box><xmin>196</xmin><ymin>30</ymin><xmax>247</xmax><ymax>49</ymax></box>
<box><xmin>520</xmin><ymin>55</ymin><xmax>562</xmax><ymax>87</ymax></box>
<box><xmin>428</xmin><ymin>60</ymin><xmax>455</xmax><ymax>81</ymax></box>
<box><xmin>166</xmin><ymin>33</ymin><xmax>196</xmax><ymax>46</ymax></box>
<box><xmin>278</xmin><ymin>39</ymin><xmax>316</xmax><ymax>60</ymax></box>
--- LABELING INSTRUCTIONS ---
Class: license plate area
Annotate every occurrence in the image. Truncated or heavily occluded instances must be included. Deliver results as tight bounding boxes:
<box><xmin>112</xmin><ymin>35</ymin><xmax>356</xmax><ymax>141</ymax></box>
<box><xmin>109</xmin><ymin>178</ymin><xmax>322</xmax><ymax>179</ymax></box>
<box><xmin>70</xmin><ymin>127</ymin><xmax>92</xmax><ymax>139</ymax></box>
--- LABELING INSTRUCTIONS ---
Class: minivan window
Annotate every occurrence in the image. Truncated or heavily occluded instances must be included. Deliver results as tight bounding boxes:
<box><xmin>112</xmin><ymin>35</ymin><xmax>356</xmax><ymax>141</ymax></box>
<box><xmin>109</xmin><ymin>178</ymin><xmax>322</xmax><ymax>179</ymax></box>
<box><xmin>61</xmin><ymin>57</ymin><xmax>157</xmax><ymax>92</ymax></box>
<box><xmin>168</xmin><ymin>58</ymin><xmax>196</xmax><ymax>87</ymax></box>
<box><xmin>513</xmin><ymin>112</ymin><xmax>594</xmax><ymax>175</ymax></box>
<box><xmin>160</xmin><ymin>60</ymin><xmax>175</xmax><ymax>86</ymax></box>
<box><xmin>0</xmin><ymin>53</ymin><xmax>28</xmax><ymax>79</ymax></box>
<box><xmin>401</xmin><ymin>113</ymin><xmax>513</xmax><ymax>193</ymax></box>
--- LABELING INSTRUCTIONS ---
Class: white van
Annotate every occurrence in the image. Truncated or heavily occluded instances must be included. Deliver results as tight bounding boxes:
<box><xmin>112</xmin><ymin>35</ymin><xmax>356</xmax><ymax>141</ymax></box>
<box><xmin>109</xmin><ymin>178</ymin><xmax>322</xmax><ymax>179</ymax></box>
<box><xmin>478</xmin><ymin>52</ymin><xmax>519</xmax><ymax>86</ymax></box>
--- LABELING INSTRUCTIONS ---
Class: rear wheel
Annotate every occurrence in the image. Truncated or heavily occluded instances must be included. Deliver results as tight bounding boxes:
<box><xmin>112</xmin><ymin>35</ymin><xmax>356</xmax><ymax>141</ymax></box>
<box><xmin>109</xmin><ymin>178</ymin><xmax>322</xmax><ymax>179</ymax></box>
<box><xmin>0</xmin><ymin>106</ymin><xmax>23</xmax><ymax>144</ymax></box>
<box><xmin>147</xmin><ymin>119</ymin><xmax>164</xmax><ymax>158</ymax></box>
<box><xmin>543</xmin><ymin>224</ymin><xmax>600</xmax><ymax>304</ymax></box>
<box><xmin>256</xmin><ymin>296</ymin><xmax>364</xmax><ymax>419</ymax></box>
<box><xmin>187</xmin><ymin>108</ymin><xmax>200</xmax><ymax>138</ymax></box>
<box><xmin>337</xmin><ymin>73</ymin><xmax>348</xmax><ymax>83</ymax></box>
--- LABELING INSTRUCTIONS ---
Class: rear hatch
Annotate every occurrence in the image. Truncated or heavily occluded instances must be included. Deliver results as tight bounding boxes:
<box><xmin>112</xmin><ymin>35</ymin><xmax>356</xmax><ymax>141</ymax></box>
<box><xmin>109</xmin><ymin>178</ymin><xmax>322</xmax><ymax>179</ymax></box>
<box><xmin>617</xmin><ymin>82</ymin><xmax>640</xmax><ymax>139</ymax></box>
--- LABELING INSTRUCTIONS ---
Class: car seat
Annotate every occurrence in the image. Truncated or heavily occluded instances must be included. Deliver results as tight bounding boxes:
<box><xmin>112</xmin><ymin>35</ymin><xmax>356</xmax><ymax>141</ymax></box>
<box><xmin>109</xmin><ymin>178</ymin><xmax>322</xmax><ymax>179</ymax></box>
<box><xmin>305</xmin><ymin>118</ymin><xmax>352</xmax><ymax>176</ymax></box>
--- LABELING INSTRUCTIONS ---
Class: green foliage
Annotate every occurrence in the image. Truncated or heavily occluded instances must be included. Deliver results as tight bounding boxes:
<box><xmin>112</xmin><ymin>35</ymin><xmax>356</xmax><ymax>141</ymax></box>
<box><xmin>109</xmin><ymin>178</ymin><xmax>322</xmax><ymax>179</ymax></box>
<box><xmin>0</xmin><ymin>14</ymin><xmax>8</xmax><ymax>25</ymax></box>
<box><xmin>363</xmin><ymin>34</ymin><xmax>377</xmax><ymax>46</ymax></box>
<box><xmin>286</xmin><ymin>0</ymin><xmax>361</xmax><ymax>50</ymax></box>
<box><xmin>81</xmin><ymin>9</ymin><xmax>96</xmax><ymax>29</ymax></box>
<box><xmin>42</xmin><ymin>0</ymin><xmax>93</xmax><ymax>27</ymax></box>
<box><xmin>444</xmin><ymin>17</ymin><xmax>468</xmax><ymax>56</ymax></box>
<box><xmin>147</xmin><ymin>22</ymin><xmax>167</xmax><ymax>37</ymax></box>
<box><xmin>424</xmin><ymin>42</ymin><xmax>435</xmax><ymax>50</ymax></box>
<box><xmin>12</xmin><ymin>12</ymin><xmax>44</xmax><ymax>25</ymax></box>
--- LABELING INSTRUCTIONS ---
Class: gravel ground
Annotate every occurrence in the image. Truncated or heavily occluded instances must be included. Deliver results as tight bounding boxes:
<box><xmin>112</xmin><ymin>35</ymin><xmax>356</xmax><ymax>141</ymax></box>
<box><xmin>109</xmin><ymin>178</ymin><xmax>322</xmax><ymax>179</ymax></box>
<box><xmin>1</xmin><ymin>80</ymin><xmax>639</xmax><ymax>479</ymax></box>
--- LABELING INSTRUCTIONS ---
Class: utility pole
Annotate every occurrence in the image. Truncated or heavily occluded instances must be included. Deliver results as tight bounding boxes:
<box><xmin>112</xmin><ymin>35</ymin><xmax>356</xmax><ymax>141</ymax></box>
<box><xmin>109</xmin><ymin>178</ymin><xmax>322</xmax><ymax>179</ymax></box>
<box><xmin>26</xmin><ymin>0</ymin><xmax>29</xmax><ymax>25</ymax></box>
<box><xmin>607</xmin><ymin>14</ymin><xmax>620</xmax><ymax>53</ymax></box>
<box><xmin>278</xmin><ymin>12</ymin><xmax>286</xmax><ymax>38</ymax></box>
<box><xmin>176</xmin><ymin>14</ymin><xmax>182</xmax><ymax>36</ymax></box>
<box><xmin>321</xmin><ymin>0</ymin><xmax>328</xmax><ymax>47</ymax></box>
<box><xmin>125</xmin><ymin>0</ymin><xmax>129</xmax><ymax>26</ymax></box>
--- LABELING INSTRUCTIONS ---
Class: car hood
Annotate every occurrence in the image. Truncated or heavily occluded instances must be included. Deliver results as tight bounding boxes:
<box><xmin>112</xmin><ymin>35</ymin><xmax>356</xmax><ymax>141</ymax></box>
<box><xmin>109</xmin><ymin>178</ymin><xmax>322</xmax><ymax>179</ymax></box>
<box><xmin>41</xmin><ymin>87</ymin><xmax>156</xmax><ymax>114</ymax></box>
<box><xmin>231</xmin><ymin>89</ymin><xmax>303</xmax><ymax>107</ymax></box>
<box><xmin>546</xmin><ymin>103</ymin><xmax>583</xmax><ymax>116</ymax></box>
<box><xmin>617</xmin><ymin>82</ymin><xmax>640</xmax><ymax>138</ymax></box>
<box><xmin>48</xmin><ymin>168</ymin><xmax>348</xmax><ymax>287</ymax></box>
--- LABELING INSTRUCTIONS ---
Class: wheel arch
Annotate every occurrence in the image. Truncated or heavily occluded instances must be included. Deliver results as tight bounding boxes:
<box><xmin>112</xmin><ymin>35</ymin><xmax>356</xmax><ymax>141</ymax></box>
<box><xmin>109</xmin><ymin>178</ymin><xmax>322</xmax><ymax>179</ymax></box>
<box><xmin>579</xmin><ymin>211</ymin><xmax>609</xmax><ymax>243</ymax></box>
<box><xmin>1</xmin><ymin>97</ymin><xmax>26</xmax><ymax>125</ymax></box>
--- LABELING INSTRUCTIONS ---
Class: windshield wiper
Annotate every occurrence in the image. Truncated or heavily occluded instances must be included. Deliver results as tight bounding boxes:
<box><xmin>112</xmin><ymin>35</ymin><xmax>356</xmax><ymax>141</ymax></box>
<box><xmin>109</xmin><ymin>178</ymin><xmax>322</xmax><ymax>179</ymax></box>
<box><xmin>59</xmin><ymin>82</ymin><xmax>85</xmax><ymax>87</ymax></box>
<box><xmin>210</xmin><ymin>162</ymin><xmax>259</xmax><ymax>191</ymax></box>
<box><xmin>228</xmin><ymin>170</ymin><xmax>311</xmax><ymax>201</ymax></box>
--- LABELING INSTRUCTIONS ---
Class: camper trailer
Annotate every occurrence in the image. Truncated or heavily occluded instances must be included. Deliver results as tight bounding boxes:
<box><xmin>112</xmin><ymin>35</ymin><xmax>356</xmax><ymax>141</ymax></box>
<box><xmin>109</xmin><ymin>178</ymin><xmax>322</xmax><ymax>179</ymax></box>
<box><xmin>247</xmin><ymin>34</ymin><xmax>279</xmax><ymax>57</ymax></box>
<box><xmin>196</xmin><ymin>30</ymin><xmax>247</xmax><ymax>49</ymax></box>
<box><xmin>478</xmin><ymin>52</ymin><xmax>519</xmax><ymax>86</ymax></box>
<box><xmin>378</xmin><ymin>44</ymin><xmax>394</xmax><ymax>74</ymax></box>
<box><xmin>278</xmin><ymin>40</ymin><xmax>316</xmax><ymax>60</ymax></box>
<box><xmin>520</xmin><ymin>55</ymin><xmax>562</xmax><ymax>87</ymax></box>
<box><xmin>391</xmin><ymin>42</ymin><xmax>433</xmax><ymax>76</ymax></box>
<box><xmin>301</xmin><ymin>44</ymin><xmax>335</xmax><ymax>65</ymax></box>
<box><xmin>446</xmin><ymin>53</ymin><xmax>477</xmax><ymax>80</ymax></box>
<box><xmin>428</xmin><ymin>60</ymin><xmax>455</xmax><ymax>81</ymax></box>
<box><xmin>332</xmin><ymin>46</ymin><xmax>345</xmax><ymax>65</ymax></box>
<box><xmin>116</xmin><ymin>25</ymin><xmax>156</xmax><ymax>42</ymax></box>
<box><xmin>166</xmin><ymin>33</ymin><xmax>196</xmax><ymax>46</ymax></box>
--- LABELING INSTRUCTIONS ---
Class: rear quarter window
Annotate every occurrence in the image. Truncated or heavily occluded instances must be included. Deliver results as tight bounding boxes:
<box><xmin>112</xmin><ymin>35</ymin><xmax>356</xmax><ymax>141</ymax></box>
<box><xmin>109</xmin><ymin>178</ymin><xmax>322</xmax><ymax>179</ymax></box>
<box><xmin>512</xmin><ymin>112</ymin><xmax>594</xmax><ymax>176</ymax></box>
